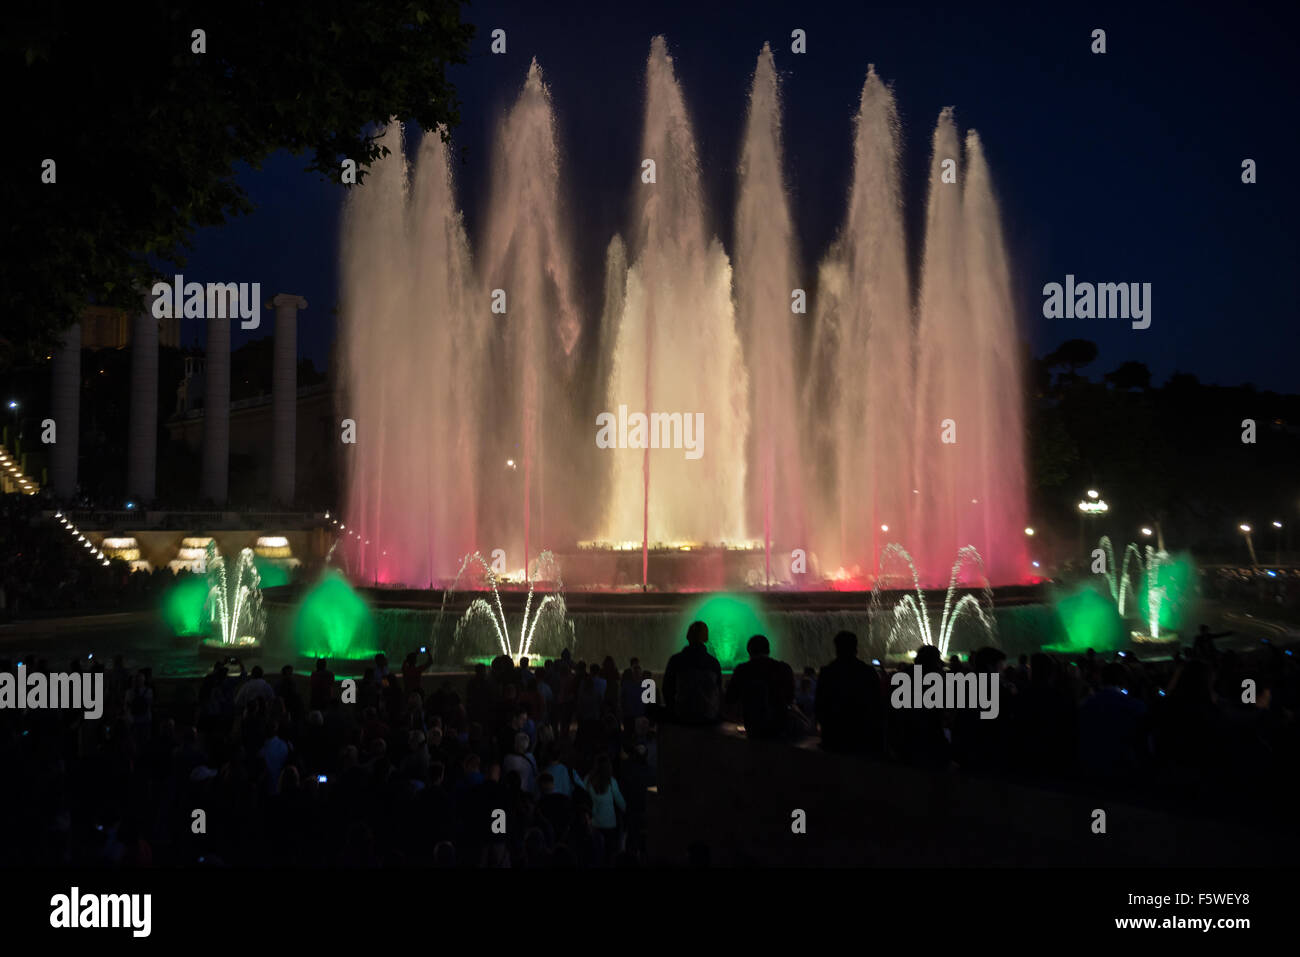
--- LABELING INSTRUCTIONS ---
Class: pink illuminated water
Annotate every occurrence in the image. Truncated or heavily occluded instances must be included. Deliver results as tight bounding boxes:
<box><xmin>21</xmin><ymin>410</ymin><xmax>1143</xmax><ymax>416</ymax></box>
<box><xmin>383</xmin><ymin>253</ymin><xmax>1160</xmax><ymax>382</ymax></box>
<box><xmin>338</xmin><ymin>40</ymin><xmax>1030</xmax><ymax>589</ymax></box>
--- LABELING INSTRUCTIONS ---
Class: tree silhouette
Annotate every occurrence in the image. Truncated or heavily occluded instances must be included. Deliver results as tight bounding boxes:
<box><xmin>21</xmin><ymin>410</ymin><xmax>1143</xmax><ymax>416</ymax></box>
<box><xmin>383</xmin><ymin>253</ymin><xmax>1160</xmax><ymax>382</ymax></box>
<box><xmin>1104</xmin><ymin>360</ymin><xmax>1152</xmax><ymax>391</ymax></box>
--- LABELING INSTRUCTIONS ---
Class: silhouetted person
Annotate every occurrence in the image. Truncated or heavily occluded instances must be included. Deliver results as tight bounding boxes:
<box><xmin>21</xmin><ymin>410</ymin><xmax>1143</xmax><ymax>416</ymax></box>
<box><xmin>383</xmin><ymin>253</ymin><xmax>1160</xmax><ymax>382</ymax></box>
<box><xmin>1193</xmin><ymin>624</ymin><xmax>1234</xmax><ymax>659</ymax></box>
<box><xmin>309</xmin><ymin>658</ymin><xmax>335</xmax><ymax>711</ymax></box>
<box><xmin>662</xmin><ymin>621</ymin><xmax>722</xmax><ymax>726</ymax></box>
<box><xmin>1012</xmin><ymin>652</ymin><xmax>1076</xmax><ymax>774</ymax></box>
<box><xmin>894</xmin><ymin>644</ymin><xmax>950</xmax><ymax>767</ymax></box>
<box><xmin>276</xmin><ymin>664</ymin><xmax>304</xmax><ymax>720</ymax></box>
<box><xmin>1078</xmin><ymin>662</ymin><xmax>1148</xmax><ymax>777</ymax></box>
<box><xmin>402</xmin><ymin>650</ymin><xmax>432</xmax><ymax>695</ymax></box>
<box><xmin>815</xmin><ymin>631</ymin><xmax>884</xmax><ymax>755</ymax></box>
<box><xmin>724</xmin><ymin>635</ymin><xmax>794</xmax><ymax>738</ymax></box>
<box><xmin>1159</xmin><ymin>657</ymin><xmax>1223</xmax><ymax>770</ymax></box>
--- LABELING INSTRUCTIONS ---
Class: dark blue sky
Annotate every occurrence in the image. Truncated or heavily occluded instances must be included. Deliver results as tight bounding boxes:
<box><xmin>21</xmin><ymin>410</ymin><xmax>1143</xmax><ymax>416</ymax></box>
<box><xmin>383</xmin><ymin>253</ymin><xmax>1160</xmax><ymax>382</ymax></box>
<box><xmin>176</xmin><ymin>0</ymin><xmax>1299</xmax><ymax>392</ymax></box>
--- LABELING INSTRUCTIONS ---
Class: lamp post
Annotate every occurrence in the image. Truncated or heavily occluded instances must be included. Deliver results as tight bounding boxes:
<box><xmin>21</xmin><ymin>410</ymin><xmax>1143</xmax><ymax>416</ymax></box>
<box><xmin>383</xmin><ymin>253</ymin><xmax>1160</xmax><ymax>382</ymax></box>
<box><xmin>1239</xmin><ymin>524</ymin><xmax>1258</xmax><ymax>568</ymax></box>
<box><xmin>1077</xmin><ymin>490</ymin><xmax>1109</xmax><ymax>559</ymax></box>
<box><xmin>1272</xmin><ymin>520</ymin><xmax>1283</xmax><ymax>566</ymax></box>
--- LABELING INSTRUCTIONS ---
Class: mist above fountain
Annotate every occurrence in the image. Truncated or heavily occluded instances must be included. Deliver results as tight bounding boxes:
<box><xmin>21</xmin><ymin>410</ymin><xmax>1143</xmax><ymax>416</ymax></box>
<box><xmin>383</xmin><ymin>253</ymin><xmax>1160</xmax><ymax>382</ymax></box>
<box><xmin>338</xmin><ymin>37</ymin><xmax>1030</xmax><ymax>590</ymax></box>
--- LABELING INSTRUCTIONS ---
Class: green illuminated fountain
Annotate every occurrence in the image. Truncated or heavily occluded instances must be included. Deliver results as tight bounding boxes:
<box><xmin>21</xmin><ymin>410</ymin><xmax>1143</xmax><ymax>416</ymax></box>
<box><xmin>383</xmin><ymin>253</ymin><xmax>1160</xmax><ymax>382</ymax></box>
<box><xmin>1094</xmin><ymin>537</ymin><xmax>1190</xmax><ymax>644</ymax></box>
<box><xmin>161</xmin><ymin>573</ymin><xmax>211</xmax><ymax>638</ymax></box>
<box><xmin>1046</xmin><ymin>583</ymin><xmax>1126</xmax><ymax>655</ymax></box>
<box><xmin>293</xmin><ymin>568</ymin><xmax>378</xmax><ymax>659</ymax></box>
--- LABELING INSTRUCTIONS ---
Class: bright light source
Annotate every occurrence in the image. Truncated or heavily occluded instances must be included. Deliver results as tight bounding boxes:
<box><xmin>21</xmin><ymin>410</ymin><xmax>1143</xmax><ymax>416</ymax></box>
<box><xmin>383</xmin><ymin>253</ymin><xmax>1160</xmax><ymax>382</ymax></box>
<box><xmin>1086</xmin><ymin>489</ymin><xmax>1099</xmax><ymax>499</ymax></box>
<box><xmin>6</xmin><ymin>400</ymin><xmax>17</xmax><ymax>410</ymax></box>
<box><xmin>1273</xmin><ymin>521</ymin><xmax>1283</xmax><ymax>529</ymax></box>
<box><xmin>1031</xmin><ymin>561</ymin><xmax>1041</xmax><ymax>568</ymax></box>
<box><xmin>1024</xmin><ymin>527</ymin><xmax>1035</xmax><ymax>536</ymax></box>
<box><xmin>1140</xmin><ymin>527</ymin><xmax>1153</xmax><ymax>536</ymax></box>
<box><xmin>880</xmin><ymin>524</ymin><xmax>889</xmax><ymax>532</ymax></box>
<box><xmin>1239</xmin><ymin>524</ymin><xmax>1252</xmax><ymax>533</ymax></box>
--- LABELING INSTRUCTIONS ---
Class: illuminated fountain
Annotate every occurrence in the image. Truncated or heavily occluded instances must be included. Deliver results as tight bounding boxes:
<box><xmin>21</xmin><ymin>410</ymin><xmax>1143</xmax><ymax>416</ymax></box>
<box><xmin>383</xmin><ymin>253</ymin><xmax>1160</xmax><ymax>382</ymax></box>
<box><xmin>870</xmin><ymin>544</ymin><xmax>996</xmax><ymax>658</ymax></box>
<box><xmin>203</xmin><ymin>541</ymin><xmax>264</xmax><ymax>648</ymax></box>
<box><xmin>100</xmin><ymin>536</ymin><xmax>151</xmax><ymax>573</ymax></box>
<box><xmin>1096</xmin><ymin>536</ymin><xmax>1147</xmax><ymax>617</ymax></box>
<box><xmin>169</xmin><ymin>536</ymin><xmax>214</xmax><ymax>574</ymax></box>
<box><xmin>293</xmin><ymin>568</ymin><xmax>377</xmax><ymax>660</ymax></box>
<box><xmin>442</xmin><ymin>550</ymin><xmax>573</xmax><ymax>663</ymax></box>
<box><xmin>337</xmin><ymin>38</ymin><xmax>1030</xmax><ymax>591</ymax></box>
<box><xmin>253</xmin><ymin>535</ymin><xmax>300</xmax><ymax>570</ymax></box>
<box><xmin>1096</xmin><ymin>536</ymin><xmax>1178</xmax><ymax>643</ymax></box>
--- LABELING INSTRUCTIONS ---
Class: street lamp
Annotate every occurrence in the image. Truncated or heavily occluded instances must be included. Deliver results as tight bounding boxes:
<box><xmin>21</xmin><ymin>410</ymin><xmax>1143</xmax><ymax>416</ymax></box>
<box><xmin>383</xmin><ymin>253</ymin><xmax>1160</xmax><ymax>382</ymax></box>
<box><xmin>1272</xmin><ymin>520</ymin><xmax>1283</xmax><ymax>566</ymax></box>
<box><xmin>1239</xmin><ymin>523</ymin><xmax>1258</xmax><ymax>567</ymax></box>
<box><xmin>1077</xmin><ymin>490</ymin><xmax>1109</xmax><ymax>560</ymax></box>
<box><xmin>1140</xmin><ymin>526</ymin><xmax>1153</xmax><ymax>537</ymax></box>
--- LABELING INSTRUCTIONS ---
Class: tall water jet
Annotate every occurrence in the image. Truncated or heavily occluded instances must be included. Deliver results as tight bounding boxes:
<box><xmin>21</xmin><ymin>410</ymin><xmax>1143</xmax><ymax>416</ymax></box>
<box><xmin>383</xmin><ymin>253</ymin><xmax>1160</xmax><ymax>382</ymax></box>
<box><xmin>914</xmin><ymin>109</ymin><xmax>968</xmax><ymax>584</ymax></box>
<box><xmin>332</xmin><ymin>50</ymin><xmax>1032</xmax><ymax>592</ymax></box>
<box><xmin>480</xmin><ymin>60</ymin><xmax>581</xmax><ymax>574</ymax></box>
<box><xmin>602</xmin><ymin>36</ymin><xmax>750</xmax><ymax>563</ymax></box>
<box><xmin>339</xmin><ymin>121</ymin><xmax>481</xmax><ymax>584</ymax></box>
<box><xmin>411</xmin><ymin>127</ymin><xmax>482</xmax><ymax>581</ymax></box>
<box><xmin>961</xmin><ymin>130</ymin><xmax>1028</xmax><ymax>583</ymax></box>
<box><xmin>339</xmin><ymin>120</ymin><xmax>409</xmax><ymax>583</ymax></box>
<box><xmin>735</xmin><ymin>44</ymin><xmax>806</xmax><ymax>585</ymax></box>
<box><xmin>808</xmin><ymin>65</ymin><xmax>913</xmax><ymax>578</ymax></box>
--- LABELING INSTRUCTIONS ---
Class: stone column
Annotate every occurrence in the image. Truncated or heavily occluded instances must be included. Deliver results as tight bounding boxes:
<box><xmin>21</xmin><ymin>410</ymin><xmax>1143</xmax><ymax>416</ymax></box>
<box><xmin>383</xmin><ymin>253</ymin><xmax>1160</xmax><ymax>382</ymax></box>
<box><xmin>50</xmin><ymin>321</ymin><xmax>81</xmax><ymax>499</ymax></box>
<box><xmin>127</xmin><ymin>295</ymin><xmax>158</xmax><ymax>502</ymax></box>
<box><xmin>270</xmin><ymin>294</ymin><xmax>307</xmax><ymax>505</ymax></box>
<box><xmin>200</xmin><ymin>313</ymin><xmax>231</xmax><ymax>504</ymax></box>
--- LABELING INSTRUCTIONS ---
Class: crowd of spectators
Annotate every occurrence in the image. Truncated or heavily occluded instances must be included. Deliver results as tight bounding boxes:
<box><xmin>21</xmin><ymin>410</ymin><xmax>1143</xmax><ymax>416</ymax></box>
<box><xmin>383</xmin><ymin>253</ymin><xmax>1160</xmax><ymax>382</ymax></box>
<box><xmin>1202</xmin><ymin>565</ymin><xmax>1300</xmax><ymax>611</ymax></box>
<box><xmin>2</xmin><ymin>616</ymin><xmax>1296</xmax><ymax>868</ymax></box>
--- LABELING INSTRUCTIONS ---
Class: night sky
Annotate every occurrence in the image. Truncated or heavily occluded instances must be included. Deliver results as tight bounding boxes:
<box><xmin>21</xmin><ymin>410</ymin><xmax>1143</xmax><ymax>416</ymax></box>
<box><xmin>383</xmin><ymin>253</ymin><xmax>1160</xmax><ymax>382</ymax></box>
<box><xmin>174</xmin><ymin>1</ymin><xmax>1299</xmax><ymax>393</ymax></box>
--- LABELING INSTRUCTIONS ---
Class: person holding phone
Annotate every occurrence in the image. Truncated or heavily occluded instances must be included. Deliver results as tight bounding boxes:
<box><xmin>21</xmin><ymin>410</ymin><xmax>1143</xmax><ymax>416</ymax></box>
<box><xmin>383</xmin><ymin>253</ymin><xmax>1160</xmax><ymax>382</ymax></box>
<box><xmin>402</xmin><ymin>648</ymin><xmax>433</xmax><ymax>695</ymax></box>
